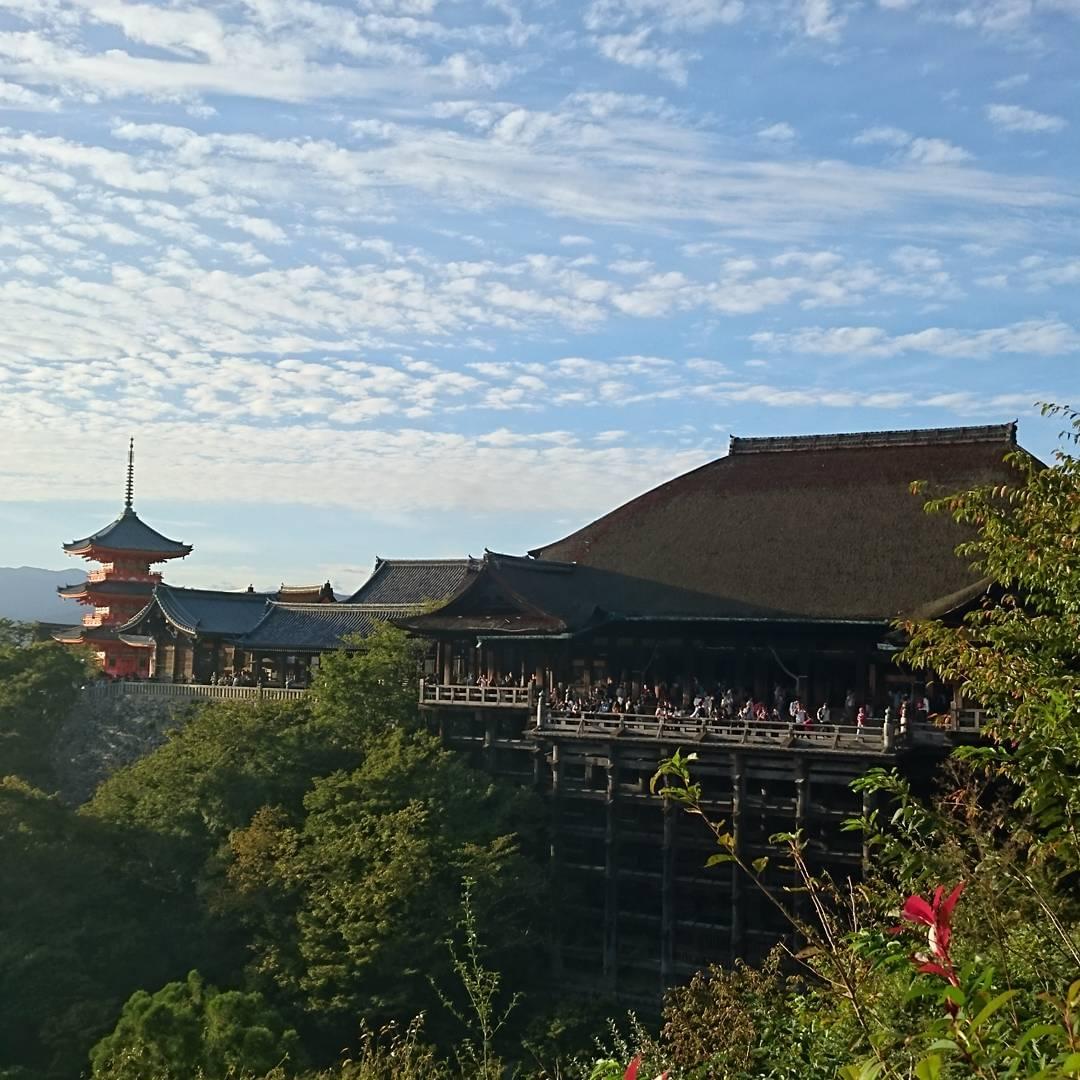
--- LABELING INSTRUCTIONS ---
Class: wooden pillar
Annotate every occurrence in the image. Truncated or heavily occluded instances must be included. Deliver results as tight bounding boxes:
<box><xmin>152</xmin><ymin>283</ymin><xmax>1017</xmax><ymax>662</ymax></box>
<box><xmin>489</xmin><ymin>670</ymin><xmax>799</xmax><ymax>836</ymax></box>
<box><xmin>482</xmin><ymin>710</ymin><xmax>496</xmax><ymax>771</ymax></box>
<box><xmin>549</xmin><ymin>742</ymin><xmax>564</xmax><ymax>979</ymax></box>
<box><xmin>660</xmin><ymin>796</ymin><xmax>676</xmax><ymax>991</ymax></box>
<box><xmin>275</xmin><ymin>654</ymin><xmax>287</xmax><ymax>687</ymax></box>
<box><xmin>799</xmin><ymin>643</ymin><xmax>812</xmax><ymax>705</ymax></box>
<box><xmin>730</xmin><ymin>752</ymin><xmax>745</xmax><ymax>962</ymax></box>
<box><xmin>603</xmin><ymin>744</ymin><xmax>619</xmax><ymax>993</ymax></box>
<box><xmin>793</xmin><ymin>758</ymin><xmax>810</xmax><ymax>940</ymax></box>
<box><xmin>856</xmin><ymin>646</ymin><xmax>869</xmax><ymax>705</ymax></box>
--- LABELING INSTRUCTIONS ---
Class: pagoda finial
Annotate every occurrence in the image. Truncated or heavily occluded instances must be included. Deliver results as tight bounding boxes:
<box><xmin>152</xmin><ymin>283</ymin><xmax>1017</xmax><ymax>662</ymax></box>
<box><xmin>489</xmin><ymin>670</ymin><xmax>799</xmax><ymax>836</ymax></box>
<box><xmin>124</xmin><ymin>437</ymin><xmax>135</xmax><ymax>511</ymax></box>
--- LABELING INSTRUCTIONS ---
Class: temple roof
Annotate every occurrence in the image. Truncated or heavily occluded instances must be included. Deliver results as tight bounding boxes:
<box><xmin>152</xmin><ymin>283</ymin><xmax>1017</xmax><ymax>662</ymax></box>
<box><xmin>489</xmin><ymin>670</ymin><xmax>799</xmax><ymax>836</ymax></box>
<box><xmin>57</xmin><ymin>579</ymin><xmax>156</xmax><ymax>599</ymax></box>
<box><xmin>275</xmin><ymin>582</ymin><xmax>335</xmax><ymax>604</ymax></box>
<box><xmin>121</xmin><ymin>583</ymin><xmax>274</xmax><ymax>637</ymax></box>
<box><xmin>63</xmin><ymin>508</ymin><xmax>192</xmax><ymax>559</ymax></box>
<box><xmin>402</xmin><ymin>551</ymin><xmax>785</xmax><ymax>637</ymax></box>
<box><xmin>527</xmin><ymin>423</ymin><xmax>1024</xmax><ymax>623</ymax></box>
<box><xmin>51</xmin><ymin>624</ymin><xmax>121</xmax><ymax>645</ymax></box>
<box><xmin>344</xmin><ymin>558</ymin><xmax>478</xmax><ymax>606</ymax></box>
<box><xmin>238</xmin><ymin>603</ymin><xmax>403</xmax><ymax>652</ymax></box>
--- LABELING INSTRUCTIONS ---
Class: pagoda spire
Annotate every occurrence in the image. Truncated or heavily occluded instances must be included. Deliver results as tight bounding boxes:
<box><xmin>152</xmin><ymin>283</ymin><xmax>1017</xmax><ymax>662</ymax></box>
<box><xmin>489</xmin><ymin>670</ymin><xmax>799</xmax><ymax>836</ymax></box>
<box><xmin>124</xmin><ymin>437</ymin><xmax>135</xmax><ymax>511</ymax></box>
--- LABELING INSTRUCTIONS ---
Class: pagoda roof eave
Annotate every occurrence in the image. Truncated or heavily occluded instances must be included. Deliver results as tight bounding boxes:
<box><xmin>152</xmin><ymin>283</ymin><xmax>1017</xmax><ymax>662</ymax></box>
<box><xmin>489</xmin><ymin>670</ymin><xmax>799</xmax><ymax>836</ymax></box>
<box><xmin>63</xmin><ymin>507</ymin><xmax>192</xmax><ymax>559</ymax></box>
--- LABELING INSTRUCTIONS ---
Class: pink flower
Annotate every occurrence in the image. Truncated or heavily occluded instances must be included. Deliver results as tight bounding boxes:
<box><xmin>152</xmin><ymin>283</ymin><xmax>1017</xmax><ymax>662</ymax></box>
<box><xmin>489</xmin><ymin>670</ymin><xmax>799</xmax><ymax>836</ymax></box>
<box><xmin>891</xmin><ymin>882</ymin><xmax>965</xmax><ymax>988</ymax></box>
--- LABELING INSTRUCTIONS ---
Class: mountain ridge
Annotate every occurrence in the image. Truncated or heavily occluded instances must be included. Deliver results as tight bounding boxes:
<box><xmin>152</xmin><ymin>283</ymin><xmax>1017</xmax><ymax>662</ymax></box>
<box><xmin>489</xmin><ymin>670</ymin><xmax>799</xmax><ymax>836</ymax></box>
<box><xmin>0</xmin><ymin>566</ymin><xmax>88</xmax><ymax>623</ymax></box>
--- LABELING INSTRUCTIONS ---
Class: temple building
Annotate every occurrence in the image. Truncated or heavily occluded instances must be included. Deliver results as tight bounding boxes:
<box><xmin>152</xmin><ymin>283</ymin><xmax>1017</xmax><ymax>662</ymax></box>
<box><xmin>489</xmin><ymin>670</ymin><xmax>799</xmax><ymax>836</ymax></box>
<box><xmin>408</xmin><ymin>424</ymin><xmax>1019</xmax><ymax>708</ymax></box>
<box><xmin>54</xmin><ymin>441</ymin><xmax>192</xmax><ymax>677</ymax></box>
<box><xmin>115</xmin><ymin>558</ymin><xmax>478</xmax><ymax>684</ymax></box>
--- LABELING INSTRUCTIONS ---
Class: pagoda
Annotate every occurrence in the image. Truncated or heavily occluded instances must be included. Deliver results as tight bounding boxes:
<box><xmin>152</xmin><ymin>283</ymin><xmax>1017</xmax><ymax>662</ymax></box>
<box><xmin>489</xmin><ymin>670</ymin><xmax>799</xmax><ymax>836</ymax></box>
<box><xmin>54</xmin><ymin>439</ymin><xmax>192</xmax><ymax>677</ymax></box>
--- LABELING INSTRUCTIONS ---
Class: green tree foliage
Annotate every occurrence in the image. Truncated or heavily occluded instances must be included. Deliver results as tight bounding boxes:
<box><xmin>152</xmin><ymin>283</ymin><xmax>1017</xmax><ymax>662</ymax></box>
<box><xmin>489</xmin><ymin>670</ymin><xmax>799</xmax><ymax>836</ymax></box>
<box><xmin>89</xmin><ymin>970</ymin><xmax>301</xmax><ymax>1080</ymax></box>
<box><xmin>902</xmin><ymin>403</ymin><xmax>1080</xmax><ymax>866</ymax></box>
<box><xmin>0</xmin><ymin>778</ymin><xmax>208</xmax><ymax>1079</ymax></box>
<box><xmin>0</xmin><ymin>621</ymin><xmax>92</xmax><ymax>786</ymax></box>
<box><xmin>225</xmin><ymin>727</ymin><xmax>544</xmax><ymax>1031</ymax></box>
<box><xmin>309</xmin><ymin>623</ymin><xmax>425</xmax><ymax>744</ymax></box>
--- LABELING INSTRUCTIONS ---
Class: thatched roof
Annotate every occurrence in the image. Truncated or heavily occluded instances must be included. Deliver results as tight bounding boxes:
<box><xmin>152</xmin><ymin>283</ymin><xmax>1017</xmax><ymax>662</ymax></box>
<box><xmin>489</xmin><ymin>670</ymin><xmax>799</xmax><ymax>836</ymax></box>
<box><xmin>529</xmin><ymin>423</ymin><xmax>1023</xmax><ymax>622</ymax></box>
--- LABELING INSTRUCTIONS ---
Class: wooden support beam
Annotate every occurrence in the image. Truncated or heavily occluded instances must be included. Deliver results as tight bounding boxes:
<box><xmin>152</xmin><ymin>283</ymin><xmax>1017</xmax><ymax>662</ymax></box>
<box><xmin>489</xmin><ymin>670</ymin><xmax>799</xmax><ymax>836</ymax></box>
<box><xmin>730</xmin><ymin>752</ymin><xmax>744</xmax><ymax>963</ymax></box>
<box><xmin>603</xmin><ymin>742</ymin><xmax>619</xmax><ymax>993</ymax></box>
<box><xmin>549</xmin><ymin>743</ymin><xmax>564</xmax><ymax>980</ymax></box>
<box><xmin>660</xmin><ymin>798</ymin><xmax>676</xmax><ymax>991</ymax></box>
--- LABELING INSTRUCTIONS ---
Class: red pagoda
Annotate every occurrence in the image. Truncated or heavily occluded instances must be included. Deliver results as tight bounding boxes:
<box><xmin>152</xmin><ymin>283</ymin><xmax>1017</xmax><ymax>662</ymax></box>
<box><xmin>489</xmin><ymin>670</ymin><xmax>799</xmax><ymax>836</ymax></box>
<box><xmin>54</xmin><ymin>440</ymin><xmax>192</xmax><ymax>677</ymax></box>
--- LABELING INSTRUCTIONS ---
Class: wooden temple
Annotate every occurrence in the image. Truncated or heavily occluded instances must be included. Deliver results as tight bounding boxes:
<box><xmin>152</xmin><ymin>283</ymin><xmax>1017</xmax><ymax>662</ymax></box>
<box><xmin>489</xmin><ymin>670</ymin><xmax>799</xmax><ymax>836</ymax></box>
<box><xmin>114</xmin><ymin>558</ymin><xmax>478</xmax><ymax>684</ymax></box>
<box><xmin>402</xmin><ymin>423</ymin><xmax>1023</xmax><ymax>997</ymax></box>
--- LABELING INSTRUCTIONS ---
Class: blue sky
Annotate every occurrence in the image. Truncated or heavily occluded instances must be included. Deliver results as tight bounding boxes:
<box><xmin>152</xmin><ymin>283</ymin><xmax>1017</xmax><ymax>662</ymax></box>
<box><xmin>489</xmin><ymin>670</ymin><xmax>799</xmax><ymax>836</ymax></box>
<box><xmin>0</xmin><ymin>0</ymin><xmax>1077</xmax><ymax>592</ymax></box>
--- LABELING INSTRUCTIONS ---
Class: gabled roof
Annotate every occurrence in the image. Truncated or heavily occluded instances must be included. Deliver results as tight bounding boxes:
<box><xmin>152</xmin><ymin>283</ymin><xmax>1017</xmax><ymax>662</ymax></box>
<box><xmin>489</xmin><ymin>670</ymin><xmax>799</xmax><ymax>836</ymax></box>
<box><xmin>121</xmin><ymin>583</ymin><xmax>273</xmax><ymax>637</ymax></box>
<box><xmin>344</xmin><ymin>558</ymin><xmax>478</xmax><ymax>606</ymax></box>
<box><xmin>276</xmin><ymin>582</ymin><xmax>335</xmax><ymax>604</ymax></box>
<box><xmin>528</xmin><ymin>423</ymin><xmax>1025</xmax><ymax>622</ymax></box>
<box><xmin>238</xmin><ymin>603</ymin><xmax>403</xmax><ymax>652</ymax></box>
<box><xmin>63</xmin><ymin>508</ymin><xmax>192</xmax><ymax>559</ymax></box>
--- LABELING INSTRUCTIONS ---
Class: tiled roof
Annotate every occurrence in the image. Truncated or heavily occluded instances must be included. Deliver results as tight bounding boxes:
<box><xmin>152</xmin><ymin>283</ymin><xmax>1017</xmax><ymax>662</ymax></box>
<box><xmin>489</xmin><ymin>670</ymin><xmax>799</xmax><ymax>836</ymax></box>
<box><xmin>63</xmin><ymin>508</ymin><xmax>192</xmax><ymax>558</ymax></box>
<box><xmin>51</xmin><ymin>624</ymin><xmax>121</xmax><ymax>644</ymax></box>
<box><xmin>122</xmin><ymin>583</ymin><xmax>273</xmax><ymax>637</ymax></box>
<box><xmin>528</xmin><ymin>424</ymin><xmax>1025</xmax><ymax>622</ymax></box>
<box><xmin>238</xmin><ymin>603</ymin><xmax>402</xmax><ymax>651</ymax></box>
<box><xmin>275</xmin><ymin>582</ymin><xmax>335</xmax><ymax>603</ymax></box>
<box><xmin>344</xmin><ymin>558</ymin><xmax>477</xmax><ymax>606</ymax></box>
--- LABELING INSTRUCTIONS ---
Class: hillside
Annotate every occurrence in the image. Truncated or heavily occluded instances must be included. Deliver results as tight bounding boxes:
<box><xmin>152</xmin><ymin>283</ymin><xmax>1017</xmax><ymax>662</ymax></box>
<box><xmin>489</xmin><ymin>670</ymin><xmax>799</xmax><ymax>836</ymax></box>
<box><xmin>0</xmin><ymin>566</ymin><xmax>88</xmax><ymax>623</ymax></box>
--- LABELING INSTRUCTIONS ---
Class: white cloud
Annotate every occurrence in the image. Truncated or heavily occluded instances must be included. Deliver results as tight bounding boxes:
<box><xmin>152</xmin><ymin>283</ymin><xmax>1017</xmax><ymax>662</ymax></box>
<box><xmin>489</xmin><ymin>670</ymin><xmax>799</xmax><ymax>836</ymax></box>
<box><xmin>0</xmin><ymin>78</ymin><xmax>60</xmax><ymax>111</ymax></box>
<box><xmin>986</xmin><ymin>103</ymin><xmax>1067</xmax><ymax>134</ymax></box>
<box><xmin>585</xmin><ymin>0</ymin><xmax>745</xmax><ymax>33</ymax></box>
<box><xmin>799</xmin><ymin>0</ymin><xmax>846</xmax><ymax>40</ymax></box>
<box><xmin>905</xmin><ymin>137</ymin><xmax>972</xmax><ymax>165</ymax></box>
<box><xmin>594</xmin><ymin>29</ymin><xmax>696</xmax><ymax>84</ymax></box>
<box><xmin>751</xmin><ymin>318</ymin><xmax>1080</xmax><ymax>358</ymax></box>
<box><xmin>854</xmin><ymin>125</ymin><xmax>971</xmax><ymax>164</ymax></box>
<box><xmin>758</xmin><ymin>121</ymin><xmax>796</xmax><ymax>141</ymax></box>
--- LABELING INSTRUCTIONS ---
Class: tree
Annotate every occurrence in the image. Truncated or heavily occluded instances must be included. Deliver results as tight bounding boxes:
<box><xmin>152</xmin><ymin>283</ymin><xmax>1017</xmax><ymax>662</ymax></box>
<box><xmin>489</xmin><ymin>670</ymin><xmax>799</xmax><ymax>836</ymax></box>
<box><xmin>0</xmin><ymin>625</ymin><xmax>93</xmax><ymax>787</ymax></box>
<box><xmin>225</xmin><ymin>728</ymin><xmax>545</xmax><ymax>1040</ymax></box>
<box><xmin>902</xmin><ymin>403</ymin><xmax>1080</xmax><ymax>869</ymax></box>
<box><xmin>309</xmin><ymin>623</ymin><xmax>425</xmax><ymax>745</ymax></box>
<box><xmin>0</xmin><ymin>778</ymin><xmax>211</xmax><ymax>1079</ymax></box>
<box><xmin>89</xmin><ymin>970</ymin><xmax>301</xmax><ymax>1080</ymax></box>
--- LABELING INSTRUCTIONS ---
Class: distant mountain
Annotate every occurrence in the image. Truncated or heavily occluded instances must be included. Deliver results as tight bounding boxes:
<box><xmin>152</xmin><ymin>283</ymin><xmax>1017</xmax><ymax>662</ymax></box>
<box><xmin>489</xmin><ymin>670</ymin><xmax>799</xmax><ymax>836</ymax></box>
<box><xmin>0</xmin><ymin>566</ymin><xmax>87</xmax><ymax>624</ymax></box>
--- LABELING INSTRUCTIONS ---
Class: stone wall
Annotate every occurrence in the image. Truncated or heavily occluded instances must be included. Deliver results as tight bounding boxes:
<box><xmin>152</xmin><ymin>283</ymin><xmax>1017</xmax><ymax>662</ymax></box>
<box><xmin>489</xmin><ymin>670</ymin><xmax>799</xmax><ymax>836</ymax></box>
<box><xmin>52</xmin><ymin>692</ymin><xmax>198</xmax><ymax>804</ymax></box>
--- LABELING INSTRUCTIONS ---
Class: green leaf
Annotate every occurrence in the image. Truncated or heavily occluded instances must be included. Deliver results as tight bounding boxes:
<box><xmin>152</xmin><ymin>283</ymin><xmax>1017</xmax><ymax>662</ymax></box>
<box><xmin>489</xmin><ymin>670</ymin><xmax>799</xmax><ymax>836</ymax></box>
<box><xmin>705</xmin><ymin>853</ymin><xmax>733</xmax><ymax>867</ymax></box>
<box><xmin>926</xmin><ymin>1040</ymin><xmax>960</xmax><ymax>1052</ymax></box>
<box><xmin>971</xmin><ymin>989</ymin><xmax>1018</xmax><ymax>1030</ymax></box>
<box><xmin>914</xmin><ymin>1053</ymin><xmax>944</xmax><ymax>1080</ymax></box>
<box><xmin>751</xmin><ymin>856</ymin><xmax>769</xmax><ymax>873</ymax></box>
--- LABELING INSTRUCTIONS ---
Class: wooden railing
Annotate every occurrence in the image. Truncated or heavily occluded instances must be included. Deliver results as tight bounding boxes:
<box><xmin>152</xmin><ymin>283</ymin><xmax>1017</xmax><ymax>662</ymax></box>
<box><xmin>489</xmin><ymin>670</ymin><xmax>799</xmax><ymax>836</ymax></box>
<box><xmin>420</xmin><ymin>681</ymin><xmax>535</xmax><ymax>709</ymax></box>
<box><xmin>539</xmin><ymin>711</ymin><xmax>899</xmax><ymax>751</ymax></box>
<box><xmin>84</xmin><ymin>681</ymin><xmax>307</xmax><ymax>702</ymax></box>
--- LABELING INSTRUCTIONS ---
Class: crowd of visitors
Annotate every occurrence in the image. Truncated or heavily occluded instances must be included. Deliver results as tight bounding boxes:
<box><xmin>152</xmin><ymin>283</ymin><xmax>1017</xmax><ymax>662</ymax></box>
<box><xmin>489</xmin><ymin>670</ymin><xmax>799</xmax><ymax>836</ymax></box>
<box><xmin>475</xmin><ymin>672</ymin><xmax>935</xmax><ymax>729</ymax></box>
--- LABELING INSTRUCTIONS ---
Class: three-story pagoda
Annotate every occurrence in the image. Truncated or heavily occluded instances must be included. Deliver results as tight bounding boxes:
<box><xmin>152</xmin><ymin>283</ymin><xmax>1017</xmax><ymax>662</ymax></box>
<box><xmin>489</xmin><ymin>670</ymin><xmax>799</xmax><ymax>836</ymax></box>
<box><xmin>54</xmin><ymin>440</ymin><xmax>192</xmax><ymax>677</ymax></box>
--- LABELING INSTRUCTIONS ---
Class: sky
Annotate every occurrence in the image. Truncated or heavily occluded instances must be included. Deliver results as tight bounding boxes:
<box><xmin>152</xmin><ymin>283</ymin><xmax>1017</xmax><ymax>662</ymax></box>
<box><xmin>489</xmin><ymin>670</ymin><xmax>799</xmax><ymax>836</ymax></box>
<box><xmin>0</xmin><ymin>0</ymin><xmax>1077</xmax><ymax>592</ymax></box>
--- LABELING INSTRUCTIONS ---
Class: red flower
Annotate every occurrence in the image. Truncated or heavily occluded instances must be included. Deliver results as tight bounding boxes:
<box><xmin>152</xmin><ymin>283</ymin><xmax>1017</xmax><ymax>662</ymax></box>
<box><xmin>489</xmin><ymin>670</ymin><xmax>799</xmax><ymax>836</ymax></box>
<box><xmin>624</xmin><ymin>1056</ymin><xmax>669</xmax><ymax>1080</ymax></box>
<box><xmin>892</xmin><ymin>881</ymin><xmax>965</xmax><ymax>988</ymax></box>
